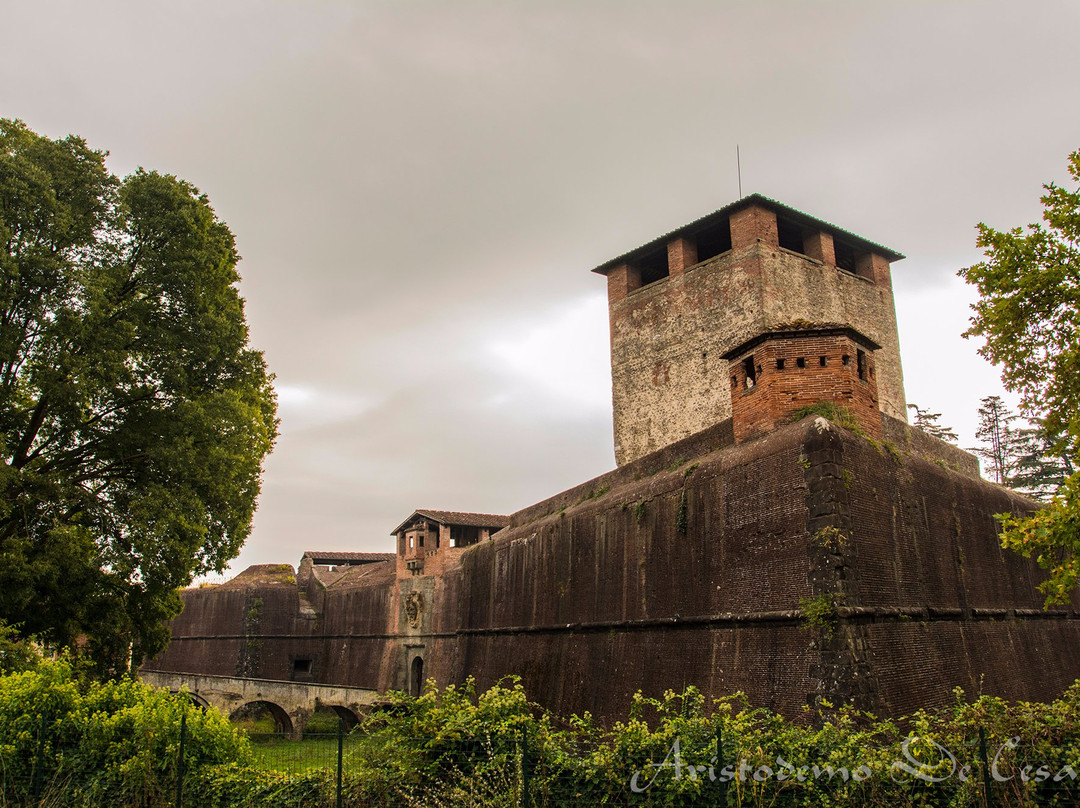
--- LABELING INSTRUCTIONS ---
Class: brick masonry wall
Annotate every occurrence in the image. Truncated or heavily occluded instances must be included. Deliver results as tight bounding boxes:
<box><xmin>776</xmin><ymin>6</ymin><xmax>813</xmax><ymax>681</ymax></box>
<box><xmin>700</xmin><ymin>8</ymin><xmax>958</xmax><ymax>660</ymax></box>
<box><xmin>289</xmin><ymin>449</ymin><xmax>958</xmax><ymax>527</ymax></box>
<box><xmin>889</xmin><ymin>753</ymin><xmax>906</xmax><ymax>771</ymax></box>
<box><xmin>430</xmin><ymin>419</ymin><xmax>1080</xmax><ymax>720</ymax></box>
<box><xmin>145</xmin><ymin>567</ymin><xmax>401</xmax><ymax>690</ymax></box>
<box><xmin>728</xmin><ymin>332</ymin><xmax>881</xmax><ymax>443</ymax></box>
<box><xmin>145</xmin><ymin>419</ymin><xmax>1080</xmax><ymax>723</ymax></box>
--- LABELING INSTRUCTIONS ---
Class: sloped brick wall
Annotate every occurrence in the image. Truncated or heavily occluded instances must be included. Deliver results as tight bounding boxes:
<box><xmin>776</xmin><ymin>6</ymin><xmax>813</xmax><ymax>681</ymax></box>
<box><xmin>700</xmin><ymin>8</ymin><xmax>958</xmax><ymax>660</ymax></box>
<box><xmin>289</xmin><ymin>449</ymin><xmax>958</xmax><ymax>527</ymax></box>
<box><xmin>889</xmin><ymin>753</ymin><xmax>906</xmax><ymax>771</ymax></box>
<box><xmin>146</xmin><ymin>419</ymin><xmax>1080</xmax><ymax>723</ymax></box>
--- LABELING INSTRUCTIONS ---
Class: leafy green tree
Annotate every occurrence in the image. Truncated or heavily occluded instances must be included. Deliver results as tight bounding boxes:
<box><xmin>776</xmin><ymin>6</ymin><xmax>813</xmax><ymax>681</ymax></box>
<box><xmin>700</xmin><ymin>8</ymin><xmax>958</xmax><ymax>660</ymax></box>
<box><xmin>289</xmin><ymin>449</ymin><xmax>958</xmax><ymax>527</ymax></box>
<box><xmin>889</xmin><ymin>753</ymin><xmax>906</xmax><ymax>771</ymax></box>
<box><xmin>906</xmin><ymin>403</ymin><xmax>958</xmax><ymax>443</ymax></box>
<box><xmin>959</xmin><ymin>147</ymin><xmax>1080</xmax><ymax>604</ymax></box>
<box><xmin>0</xmin><ymin>120</ymin><xmax>277</xmax><ymax>673</ymax></box>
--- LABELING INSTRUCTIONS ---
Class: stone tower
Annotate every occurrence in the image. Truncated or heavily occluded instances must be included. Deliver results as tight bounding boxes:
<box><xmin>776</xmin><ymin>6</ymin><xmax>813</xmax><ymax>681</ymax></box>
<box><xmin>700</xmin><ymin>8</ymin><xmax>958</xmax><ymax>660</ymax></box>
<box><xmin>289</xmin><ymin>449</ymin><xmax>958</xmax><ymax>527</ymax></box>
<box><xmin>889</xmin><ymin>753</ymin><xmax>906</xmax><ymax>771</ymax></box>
<box><xmin>593</xmin><ymin>194</ymin><xmax>907</xmax><ymax>465</ymax></box>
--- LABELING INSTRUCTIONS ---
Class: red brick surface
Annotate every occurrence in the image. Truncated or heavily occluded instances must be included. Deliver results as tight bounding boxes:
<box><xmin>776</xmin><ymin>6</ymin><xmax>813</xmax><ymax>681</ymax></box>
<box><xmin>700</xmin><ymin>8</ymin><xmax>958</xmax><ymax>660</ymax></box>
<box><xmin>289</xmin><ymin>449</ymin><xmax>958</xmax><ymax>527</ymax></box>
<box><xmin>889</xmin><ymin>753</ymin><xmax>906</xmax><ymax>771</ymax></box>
<box><xmin>728</xmin><ymin>331</ymin><xmax>882</xmax><ymax>443</ymax></box>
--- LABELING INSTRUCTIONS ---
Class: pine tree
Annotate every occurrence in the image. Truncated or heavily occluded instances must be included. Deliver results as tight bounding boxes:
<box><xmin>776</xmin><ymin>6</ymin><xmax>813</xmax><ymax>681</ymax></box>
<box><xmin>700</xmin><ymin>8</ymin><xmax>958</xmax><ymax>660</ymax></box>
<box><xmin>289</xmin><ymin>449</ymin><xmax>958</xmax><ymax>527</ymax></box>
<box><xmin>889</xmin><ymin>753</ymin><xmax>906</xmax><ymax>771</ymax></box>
<box><xmin>1009</xmin><ymin>424</ymin><xmax>1074</xmax><ymax>501</ymax></box>
<box><xmin>907</xmin><ymin>404</ymin><xmax>958</xmax><ymax>443</ymax></box>
<box><xmin>972</xmin><ymin>395</ymin><xmax>1018</xmax><ymax>484</ymax></box>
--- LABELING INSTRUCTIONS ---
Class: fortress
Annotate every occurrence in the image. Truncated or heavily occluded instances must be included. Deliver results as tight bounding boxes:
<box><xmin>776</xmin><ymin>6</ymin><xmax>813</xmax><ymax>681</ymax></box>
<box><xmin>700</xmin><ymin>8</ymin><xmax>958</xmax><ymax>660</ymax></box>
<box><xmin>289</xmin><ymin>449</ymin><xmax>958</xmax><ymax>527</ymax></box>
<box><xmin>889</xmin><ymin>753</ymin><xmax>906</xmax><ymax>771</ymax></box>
<box><xmin>144</xmin><ymin>195</ymin><xmax>1080</xmax><ymax>726</ymax></box>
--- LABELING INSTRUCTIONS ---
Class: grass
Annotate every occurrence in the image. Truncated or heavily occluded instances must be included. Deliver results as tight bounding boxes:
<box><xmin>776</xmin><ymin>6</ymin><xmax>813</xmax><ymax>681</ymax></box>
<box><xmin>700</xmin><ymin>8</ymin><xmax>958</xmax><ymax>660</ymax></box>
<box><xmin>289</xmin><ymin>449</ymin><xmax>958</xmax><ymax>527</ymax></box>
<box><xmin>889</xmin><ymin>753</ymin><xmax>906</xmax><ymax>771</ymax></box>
<box><xmin>791</xmin><ymin>402</ymin><xmax>867</xmax><ymax>438</ymax></box>
<box><xmin>246</xmin><ymin>733</ymin><xmax>361</xmax><ymax>774</ymax></box>
<box><xmin>233</xmin><ymin>705</ymin><xmax>357</xmax><ymax>774</ymax></box>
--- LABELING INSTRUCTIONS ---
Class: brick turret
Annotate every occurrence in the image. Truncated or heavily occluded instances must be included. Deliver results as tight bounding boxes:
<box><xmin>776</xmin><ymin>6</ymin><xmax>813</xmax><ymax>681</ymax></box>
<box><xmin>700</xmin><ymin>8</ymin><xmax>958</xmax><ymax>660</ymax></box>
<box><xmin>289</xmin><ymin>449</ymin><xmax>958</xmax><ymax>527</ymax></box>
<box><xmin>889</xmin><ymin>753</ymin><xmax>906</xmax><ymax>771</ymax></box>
<box><xmin>724</xmin><ymin>325</ymin><xmax>882</xmax><ymax>443</ymax></box>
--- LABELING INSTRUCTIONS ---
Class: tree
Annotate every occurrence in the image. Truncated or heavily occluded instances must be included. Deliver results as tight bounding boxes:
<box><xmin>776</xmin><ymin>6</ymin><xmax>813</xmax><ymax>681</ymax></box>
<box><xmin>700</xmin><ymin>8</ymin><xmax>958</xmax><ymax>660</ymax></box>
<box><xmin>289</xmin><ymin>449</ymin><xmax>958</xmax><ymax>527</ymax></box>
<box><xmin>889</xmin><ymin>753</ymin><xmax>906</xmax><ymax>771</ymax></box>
<box><xmin>972</xmin><ymin>395</ymin><xmax>1018</xmax><ymax>484</ymax></box>
<box><xmin>1009</xmin><ymin>424</ymin><xmax>1073</xmax><ymax>501</ymax></box>
<box><xmin>0</xmin><ymin>119</ymin><xmax>277</xmax><ymax>672</ymax></box>
<box><xmin>969</xmin><ymin>395</ymin><xmax>1071</xmax><ymax>498</ymax></box>
<box><xmin>906</xmin><ymin>403</ymin><xmax>958</xmax><ymax>443</ymax></box>
<box><xmin>959</xmin><ymin>147</ymin><xmax>1080</xmax><ymax>604</ymax></box>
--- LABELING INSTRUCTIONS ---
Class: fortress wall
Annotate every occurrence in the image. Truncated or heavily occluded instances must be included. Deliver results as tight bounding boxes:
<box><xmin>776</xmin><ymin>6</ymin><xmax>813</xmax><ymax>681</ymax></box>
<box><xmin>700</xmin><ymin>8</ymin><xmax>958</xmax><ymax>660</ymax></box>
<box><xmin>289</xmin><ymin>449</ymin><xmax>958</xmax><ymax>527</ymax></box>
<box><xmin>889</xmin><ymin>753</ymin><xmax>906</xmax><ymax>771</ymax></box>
<box><xmin>455</xmin><ymin>423</ymin><xmax>817</xmax><ymax>633</ymax></box>
<box><xmin>146</xmin><ymin>568</ymin><xmax>398</xmax><ymax>691</ymax></box>
<box><xmin>319</xmin><ymin>571</ymin><xmax>397</xmax><ymax>635</ymax></box>
<box><xmin>861</xmin><ymin>620</ymin><xmax>1080</xmax><ymax>717</ymax></box>
<box><xmin>839</xmin><ymin>430</ymin><xmax>1053</xmax><ymax>611</ymax></box>
<box><xmin>439</xmin><ymin>625</ymin><xmax>817</xmax><ymax>722</ymax></box>
<box><xmin>880</xmin><ymin>414</ymin><xmax>981</xmax><ymax>477</ymax></box>
<box><xmin>146</xmin><ymin>584</ymin><xmax>305</xmax><ymax>678</ymax></box>
<box><xmin>420</xmin><ymin>419</ymin><xmax>1080</xmax><ymax>719</ymax></box>
<box><xmin>147</xmin><ymin>634</ymin><xmax>247</xmax><ymax>679</ymax></box>
<box><xmin>146</xmin><ymin>419</ymin><xmax>1080</xmax><ymax>721</ymax></box>
<box><xmin>422</xmin><ymin>423</ymin><xmax>824</xmax><ymax>716</ymax></box>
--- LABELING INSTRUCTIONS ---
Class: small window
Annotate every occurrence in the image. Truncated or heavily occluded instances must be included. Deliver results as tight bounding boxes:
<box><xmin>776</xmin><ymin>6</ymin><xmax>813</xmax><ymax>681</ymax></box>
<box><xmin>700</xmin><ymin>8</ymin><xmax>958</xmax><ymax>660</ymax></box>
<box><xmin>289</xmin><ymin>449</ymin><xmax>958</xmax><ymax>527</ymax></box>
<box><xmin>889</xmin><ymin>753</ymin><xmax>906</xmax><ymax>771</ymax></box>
<box><xmin>819</xmin><ymin>356</ymin><xmax>827</xmax><ymax>367</ymax></box>
<box><xmin>777</xmin><ymin>217</ymin><xmax>805</xmax><ymax>254</ymax></box>
<box><xmin>742</xmin><ymin>356</ymin><xmax>756</xmax><ymax>388</ymax></box>
<box><xmin>857</xmin><ymin>349</ymin><xmax>867</xmax><ymax>381</ymax></box>
<box><xmin>635</xmin><ymin>248</ymin><xmax>669</xmax><ymax>287</ymax></box>
<box><xmin>776</xmin><ymin>358</ymin><xmax>785</xmax><ymax>370</ymax></box>
<box><xmin>842</xmin><ymin>354</ymin><xmax>850</xmax><ymax>366</ymax></box>
<box><xmin>796</xmin><ymin>357</ymin><xmax>806</xmax><ymax>369</ymax></box>
<box><xmin>834</xmin><ymin>239</ymin><xmax>857</xmax><ymax>273</ymax></box>
<box><xmin>693</xmin><ymin>219</ymin><xmax>732</xmax><ymax>262</ymax></box>
<box><xmin>293</xmin><ymin>658</ymin><xmax>312</xmax><ymax>674</ymax></box>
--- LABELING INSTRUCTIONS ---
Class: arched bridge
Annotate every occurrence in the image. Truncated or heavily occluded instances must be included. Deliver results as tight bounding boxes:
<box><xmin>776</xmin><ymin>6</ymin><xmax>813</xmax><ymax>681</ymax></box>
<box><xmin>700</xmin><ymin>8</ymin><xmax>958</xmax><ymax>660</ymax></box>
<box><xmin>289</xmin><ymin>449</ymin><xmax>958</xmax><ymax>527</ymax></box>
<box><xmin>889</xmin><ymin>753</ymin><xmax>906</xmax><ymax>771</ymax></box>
<box><xmin>141</xmin><ymin>671</ymin><xmax>384</xmax><ymax>739</ymax></box>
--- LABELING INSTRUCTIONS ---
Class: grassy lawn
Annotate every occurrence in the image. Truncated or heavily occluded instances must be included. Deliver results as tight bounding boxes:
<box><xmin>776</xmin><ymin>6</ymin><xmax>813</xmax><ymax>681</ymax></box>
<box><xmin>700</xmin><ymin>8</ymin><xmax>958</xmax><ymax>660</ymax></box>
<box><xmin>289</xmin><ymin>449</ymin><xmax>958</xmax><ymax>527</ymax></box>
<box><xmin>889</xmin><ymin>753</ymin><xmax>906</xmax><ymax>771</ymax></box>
<box><xmin>234</xmin><ymin>705</ymin><xmax>361</xmax><ymax>774</ymax></box>
<box><xmin>247</xmin><ymin>733</ymin><xmax>362</xmax><ymax>774</ymax></box>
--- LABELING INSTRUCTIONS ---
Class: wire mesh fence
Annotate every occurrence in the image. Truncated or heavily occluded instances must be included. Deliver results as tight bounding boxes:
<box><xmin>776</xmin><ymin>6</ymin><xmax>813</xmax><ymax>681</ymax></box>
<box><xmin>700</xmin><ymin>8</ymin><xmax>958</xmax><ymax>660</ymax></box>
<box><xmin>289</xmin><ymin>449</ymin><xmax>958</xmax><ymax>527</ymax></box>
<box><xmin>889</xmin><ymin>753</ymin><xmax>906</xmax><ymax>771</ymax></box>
<box><xmin>5</xmin><ymin>702</ymin><xmax>1080</xmax><ymax>807</ymax></box>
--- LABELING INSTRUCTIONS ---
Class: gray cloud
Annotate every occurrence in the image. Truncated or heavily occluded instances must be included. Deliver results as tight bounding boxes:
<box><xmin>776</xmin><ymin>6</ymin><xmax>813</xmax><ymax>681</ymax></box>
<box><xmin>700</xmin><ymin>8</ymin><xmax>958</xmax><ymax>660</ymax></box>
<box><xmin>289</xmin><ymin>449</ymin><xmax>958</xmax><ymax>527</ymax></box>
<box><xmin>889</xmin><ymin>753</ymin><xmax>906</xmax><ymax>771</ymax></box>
<box><xmin>4</xmin><ymin>0</ymin><xmax>1079</xmax><ymax>568</ymax></box>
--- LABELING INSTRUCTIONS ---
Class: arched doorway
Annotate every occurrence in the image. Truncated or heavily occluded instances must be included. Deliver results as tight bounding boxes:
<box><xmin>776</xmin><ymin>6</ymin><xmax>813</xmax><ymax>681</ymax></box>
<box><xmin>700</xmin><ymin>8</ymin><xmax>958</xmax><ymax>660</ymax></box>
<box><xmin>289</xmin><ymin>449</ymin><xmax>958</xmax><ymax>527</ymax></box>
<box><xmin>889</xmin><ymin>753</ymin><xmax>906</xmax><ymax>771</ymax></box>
<box><xmin>410</xmin><ymin>656</ymin><xmax>424</xmax><ymax>697</ymax></box>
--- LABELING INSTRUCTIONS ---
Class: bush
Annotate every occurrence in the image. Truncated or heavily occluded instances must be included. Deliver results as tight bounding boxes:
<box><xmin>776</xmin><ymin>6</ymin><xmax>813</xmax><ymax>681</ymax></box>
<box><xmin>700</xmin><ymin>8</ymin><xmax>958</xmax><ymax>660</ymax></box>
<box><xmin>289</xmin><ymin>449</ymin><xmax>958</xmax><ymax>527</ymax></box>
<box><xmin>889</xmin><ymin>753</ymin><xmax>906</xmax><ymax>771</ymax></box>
<box><xmin>0</xmin><ymin>621</ymin><xmax>42</xmax><ymax>676</ymax></box>
<box><xmin>0</xmin><ymin>658</ymin><xmax>251</xmax><ymax>806</ymax></box>
<box><xmin>3</xmin><ymin>664</ymin><xmax>1080</xmax><ymax>806</ymax></box>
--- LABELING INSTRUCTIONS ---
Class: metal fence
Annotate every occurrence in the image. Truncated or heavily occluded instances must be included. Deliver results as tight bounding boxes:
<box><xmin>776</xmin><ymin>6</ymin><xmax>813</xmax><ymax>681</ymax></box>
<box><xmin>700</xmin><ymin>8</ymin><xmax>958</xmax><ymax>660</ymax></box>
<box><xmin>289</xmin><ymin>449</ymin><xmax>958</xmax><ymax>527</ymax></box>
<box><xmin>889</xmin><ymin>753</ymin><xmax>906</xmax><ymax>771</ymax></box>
<box><xmin>5</xmin><ymin>707</ymin><xmax>1080</xmax><ymax>807</ymax></box>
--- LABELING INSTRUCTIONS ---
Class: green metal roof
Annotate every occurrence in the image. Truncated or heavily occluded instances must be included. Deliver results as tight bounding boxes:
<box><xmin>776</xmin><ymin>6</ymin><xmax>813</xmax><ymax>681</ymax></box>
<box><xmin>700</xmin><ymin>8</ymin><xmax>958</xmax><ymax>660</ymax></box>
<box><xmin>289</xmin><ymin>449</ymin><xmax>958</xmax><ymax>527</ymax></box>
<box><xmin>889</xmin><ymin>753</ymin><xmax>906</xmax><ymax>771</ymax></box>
<box><xmin>590</xmin><ymin>193</ymin><xmax>905</xmax><ymax>275</ymax></box>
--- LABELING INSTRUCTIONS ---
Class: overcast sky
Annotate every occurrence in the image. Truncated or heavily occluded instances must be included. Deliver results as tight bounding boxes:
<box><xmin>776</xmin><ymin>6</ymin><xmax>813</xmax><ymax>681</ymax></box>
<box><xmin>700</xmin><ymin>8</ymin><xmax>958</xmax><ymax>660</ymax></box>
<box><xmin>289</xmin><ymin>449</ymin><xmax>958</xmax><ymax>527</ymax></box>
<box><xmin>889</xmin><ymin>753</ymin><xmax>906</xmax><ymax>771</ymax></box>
<box><xmin>4</xmin><ymin>1</ymin><xmax>1079</xmax><ymax>572</ymax></box>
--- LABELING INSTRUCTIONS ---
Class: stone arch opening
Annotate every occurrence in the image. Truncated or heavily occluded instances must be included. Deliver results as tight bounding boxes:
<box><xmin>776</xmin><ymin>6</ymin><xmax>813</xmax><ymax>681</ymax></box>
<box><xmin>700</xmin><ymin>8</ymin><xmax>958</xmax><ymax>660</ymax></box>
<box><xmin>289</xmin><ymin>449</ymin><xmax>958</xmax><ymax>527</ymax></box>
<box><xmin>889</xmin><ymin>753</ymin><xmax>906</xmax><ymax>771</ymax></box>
<box><xmin>410</xmin><ymin>656</ymin><xmax>424</xmax><ymax>698</ymax></box>
<box><xmin>182</xmin><ymin>691</ymin><xmax>212</xmax><ymax>710</ymax></box>
<box><xmin>230</xmin><ymin>700</ymin><xmax>293</xmax><ymax>736</ymax></box>
<box><xmin>304</xmin><ymin>704</ymin><xmax>361</xmax><ymax>735</ymax></box>
<box><xmin>329</xmin><ymin>705</ymin><xmax>361</xmax><ymax>731</ymax></box>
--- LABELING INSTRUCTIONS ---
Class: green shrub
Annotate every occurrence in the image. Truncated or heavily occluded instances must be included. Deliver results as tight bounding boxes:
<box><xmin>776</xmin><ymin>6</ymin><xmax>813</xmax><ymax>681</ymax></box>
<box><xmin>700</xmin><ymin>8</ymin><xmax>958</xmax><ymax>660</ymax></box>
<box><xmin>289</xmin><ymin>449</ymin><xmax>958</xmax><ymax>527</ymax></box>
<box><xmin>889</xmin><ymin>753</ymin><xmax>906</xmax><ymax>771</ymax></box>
<box><xmin>3</xmin><ymin>662</ymin><xmax>1080</xmax><ymax>806</ymax></box>
<box><xmin>0</xmin><ymin>658</ymin><xmax>251</xmax><ymax>806</ymax></box>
